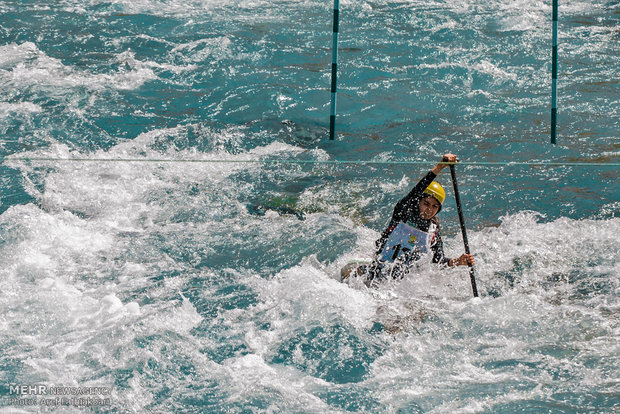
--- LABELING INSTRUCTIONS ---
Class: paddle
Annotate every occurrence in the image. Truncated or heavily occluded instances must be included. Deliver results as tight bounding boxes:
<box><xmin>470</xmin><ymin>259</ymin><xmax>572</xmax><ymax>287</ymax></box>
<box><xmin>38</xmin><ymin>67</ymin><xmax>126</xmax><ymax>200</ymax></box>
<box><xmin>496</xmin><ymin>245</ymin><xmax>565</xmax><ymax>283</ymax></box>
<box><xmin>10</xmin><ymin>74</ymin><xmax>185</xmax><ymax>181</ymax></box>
<box><xmin>449</xmin><ymin>163</ymin><xmax>479</xmax><ymax>297</ymax></box>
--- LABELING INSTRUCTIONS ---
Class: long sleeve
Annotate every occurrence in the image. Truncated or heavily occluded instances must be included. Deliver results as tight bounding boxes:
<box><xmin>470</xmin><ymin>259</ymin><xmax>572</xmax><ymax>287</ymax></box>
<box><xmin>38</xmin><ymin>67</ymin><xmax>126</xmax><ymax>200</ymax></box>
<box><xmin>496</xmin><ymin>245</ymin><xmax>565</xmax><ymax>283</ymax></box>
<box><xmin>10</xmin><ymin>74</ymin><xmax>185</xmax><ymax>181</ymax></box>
<box><xmin>430</xmin><ymin>228</ymin><xmax>450</xmax><ymax>266</ymax></box>
<box><xmin>391</xmin><ymin>170</ymin><xmax>437</xmax><ymax>222</ymax></box>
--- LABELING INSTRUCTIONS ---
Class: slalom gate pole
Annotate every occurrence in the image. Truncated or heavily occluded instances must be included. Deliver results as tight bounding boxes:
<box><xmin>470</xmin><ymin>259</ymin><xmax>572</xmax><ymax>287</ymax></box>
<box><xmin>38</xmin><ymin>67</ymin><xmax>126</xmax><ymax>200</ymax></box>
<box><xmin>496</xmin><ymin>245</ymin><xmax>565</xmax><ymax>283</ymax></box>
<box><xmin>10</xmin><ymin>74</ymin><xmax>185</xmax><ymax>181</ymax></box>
<box><xmin>329</xmin><ymin>0</ymin><xmax>340</xmax><ymax>140</ymax></box>
<box><xmin>551</xmin><ymin>0</ymin><xmax>558</xmax><ymax>144</ymax></box>
<box><xmin>449</xmin><ymin>164</ymin><xmax>479</xmax><ymax>298</ymax></box>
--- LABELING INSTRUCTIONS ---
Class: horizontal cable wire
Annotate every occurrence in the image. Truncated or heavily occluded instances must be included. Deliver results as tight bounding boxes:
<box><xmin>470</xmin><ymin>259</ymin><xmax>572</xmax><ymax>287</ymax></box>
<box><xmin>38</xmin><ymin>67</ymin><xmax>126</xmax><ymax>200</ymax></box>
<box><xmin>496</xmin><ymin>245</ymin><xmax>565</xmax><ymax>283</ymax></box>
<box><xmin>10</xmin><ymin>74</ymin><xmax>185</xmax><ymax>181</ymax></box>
<box><xmin>2</xmin><ymin>157</ymin><xmax>619</xmax><ymax>167</ymax></box>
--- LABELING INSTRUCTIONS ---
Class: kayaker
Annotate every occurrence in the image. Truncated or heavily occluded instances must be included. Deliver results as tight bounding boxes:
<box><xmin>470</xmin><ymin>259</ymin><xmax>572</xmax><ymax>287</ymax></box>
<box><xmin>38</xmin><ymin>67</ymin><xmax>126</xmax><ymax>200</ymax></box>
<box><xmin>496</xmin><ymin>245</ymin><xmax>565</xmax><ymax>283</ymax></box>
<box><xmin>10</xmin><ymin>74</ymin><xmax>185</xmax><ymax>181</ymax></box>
<box><xmin>343</xmin><ymin>153</ymin><xmax>474</xmax><ymax>286</ymax></box>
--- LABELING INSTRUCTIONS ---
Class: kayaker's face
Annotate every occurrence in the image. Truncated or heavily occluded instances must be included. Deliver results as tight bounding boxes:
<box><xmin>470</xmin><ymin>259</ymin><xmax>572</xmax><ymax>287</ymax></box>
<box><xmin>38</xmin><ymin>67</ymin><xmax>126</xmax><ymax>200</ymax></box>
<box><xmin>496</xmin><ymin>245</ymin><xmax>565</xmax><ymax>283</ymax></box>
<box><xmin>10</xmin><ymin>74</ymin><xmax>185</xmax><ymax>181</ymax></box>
<box><xmin>419</xmin><ymin>196</ymin><xmax>441</xmax><ymax>220</ymax></box>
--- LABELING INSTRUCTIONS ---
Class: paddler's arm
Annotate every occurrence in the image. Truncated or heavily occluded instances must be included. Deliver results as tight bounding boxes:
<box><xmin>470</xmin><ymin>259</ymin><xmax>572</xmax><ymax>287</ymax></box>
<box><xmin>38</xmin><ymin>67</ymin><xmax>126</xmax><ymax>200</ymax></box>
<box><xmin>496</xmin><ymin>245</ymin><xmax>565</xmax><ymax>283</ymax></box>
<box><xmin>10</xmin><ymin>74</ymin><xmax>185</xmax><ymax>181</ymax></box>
<box><xmin>431</xmin><ymin>228</ymin><xmax>475</xmax><ymax>267</ymax></box>
<box><xmin>431</xmin><ymin>230</ymin><xmax>451</xmax><ymax>266</ymax></box>
<box><xmin>393</xmin><ymin>153</ymin><xmax>457</xmax><ymax>219</ymax></box>
<box><xmin>392</xmin><ymin>170</ymin><xmax>435</xmax><ymax>220</ymax></box>
<box><xmin>392</xmin><ymin>153</ymin><xmax>455</xmax><ymax>219</ymax></box>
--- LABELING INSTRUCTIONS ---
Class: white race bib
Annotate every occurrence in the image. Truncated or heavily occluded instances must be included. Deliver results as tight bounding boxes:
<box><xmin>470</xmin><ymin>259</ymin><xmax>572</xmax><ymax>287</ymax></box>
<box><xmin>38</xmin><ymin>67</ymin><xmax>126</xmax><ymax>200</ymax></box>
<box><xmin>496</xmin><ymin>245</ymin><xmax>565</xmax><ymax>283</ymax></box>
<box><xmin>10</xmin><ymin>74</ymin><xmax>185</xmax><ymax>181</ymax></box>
<box><xmin>379</xmin><ymin>222</ymin><xmax>433</xmax><ymax>263</ymax></box>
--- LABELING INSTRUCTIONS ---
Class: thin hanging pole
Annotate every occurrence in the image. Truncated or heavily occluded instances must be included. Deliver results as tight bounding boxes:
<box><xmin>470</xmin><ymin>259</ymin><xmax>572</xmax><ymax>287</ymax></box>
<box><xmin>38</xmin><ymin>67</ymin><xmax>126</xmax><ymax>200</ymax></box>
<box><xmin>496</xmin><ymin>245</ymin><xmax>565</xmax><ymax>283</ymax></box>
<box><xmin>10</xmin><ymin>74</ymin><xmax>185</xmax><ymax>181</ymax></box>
<box><xmin>329</xmin><ymin>0</ymin><xmax>340</xmax><ymax>140</ymax></box>
<box><xmin>551</xmin><ymin>0</ymin><xmax>558</xmax><ymax>144</ymax></box>
<box><xmin>449</xmin><ymin>165</ymin><xmax>479</xmax><ymax>298</ymax></box>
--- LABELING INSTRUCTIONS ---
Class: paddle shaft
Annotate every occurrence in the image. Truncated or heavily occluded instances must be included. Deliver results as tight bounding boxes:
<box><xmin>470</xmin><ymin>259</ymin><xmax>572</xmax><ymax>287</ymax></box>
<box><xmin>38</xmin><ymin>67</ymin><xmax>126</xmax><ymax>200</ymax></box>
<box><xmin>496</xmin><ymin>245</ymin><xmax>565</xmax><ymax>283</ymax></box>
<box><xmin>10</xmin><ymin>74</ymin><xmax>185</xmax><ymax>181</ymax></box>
<box><xmin>449</xmin><ymin>165</ymin><xmax>479</xmax><ymax>297</ymax></box>
<box><xmin>551</xmin><ymin>0</ymin><xmax>558</xmax><ymax>144</ymax></box>
<box><xmin>329</xmin><ymin>0</ymin><xmax>339</xmax><ymax>140</ymax></box>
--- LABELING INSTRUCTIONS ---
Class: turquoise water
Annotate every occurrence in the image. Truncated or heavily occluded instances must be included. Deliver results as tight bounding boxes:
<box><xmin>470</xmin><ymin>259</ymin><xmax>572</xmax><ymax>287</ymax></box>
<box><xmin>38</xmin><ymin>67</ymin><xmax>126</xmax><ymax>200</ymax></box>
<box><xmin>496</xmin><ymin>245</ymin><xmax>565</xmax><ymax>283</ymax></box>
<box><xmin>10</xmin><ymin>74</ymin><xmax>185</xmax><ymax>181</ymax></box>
<box><xmin>0</xmin><ymin>0</ymin><xmax>618</xmax><ymax>412</ymax></box>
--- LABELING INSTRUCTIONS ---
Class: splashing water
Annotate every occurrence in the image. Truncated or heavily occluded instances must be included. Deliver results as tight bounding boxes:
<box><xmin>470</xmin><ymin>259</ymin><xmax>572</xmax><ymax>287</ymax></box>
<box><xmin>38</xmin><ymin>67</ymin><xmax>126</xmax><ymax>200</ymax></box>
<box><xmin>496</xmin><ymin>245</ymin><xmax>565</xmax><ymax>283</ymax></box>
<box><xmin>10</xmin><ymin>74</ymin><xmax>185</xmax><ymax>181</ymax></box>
<box><xmin>1</xmin><ymin>0</ymin><xmax>618</xmax><ymax>412</ymax></box>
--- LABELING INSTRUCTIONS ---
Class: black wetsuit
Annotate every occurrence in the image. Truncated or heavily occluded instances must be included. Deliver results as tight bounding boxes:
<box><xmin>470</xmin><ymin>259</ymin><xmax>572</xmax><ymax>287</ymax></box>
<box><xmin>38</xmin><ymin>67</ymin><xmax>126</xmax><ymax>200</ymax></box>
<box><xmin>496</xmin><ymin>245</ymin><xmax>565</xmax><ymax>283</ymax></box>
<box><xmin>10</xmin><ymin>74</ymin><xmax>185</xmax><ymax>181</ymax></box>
<box><xmin>365</xmin><ymin>170</ymin><xmax>450</xmax><ymax>285</ymax></box>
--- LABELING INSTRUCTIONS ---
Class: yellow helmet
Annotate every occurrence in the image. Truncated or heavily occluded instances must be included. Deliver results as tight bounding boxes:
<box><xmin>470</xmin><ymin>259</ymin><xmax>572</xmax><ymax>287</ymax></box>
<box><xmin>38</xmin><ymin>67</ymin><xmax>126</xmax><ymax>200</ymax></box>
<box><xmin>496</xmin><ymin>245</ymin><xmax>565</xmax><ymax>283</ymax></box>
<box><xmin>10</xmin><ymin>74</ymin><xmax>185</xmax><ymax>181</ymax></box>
<box><xmin>423</xmin><ymin>181</ymin><xmax>445</xmax><ymax>205</ymax></box>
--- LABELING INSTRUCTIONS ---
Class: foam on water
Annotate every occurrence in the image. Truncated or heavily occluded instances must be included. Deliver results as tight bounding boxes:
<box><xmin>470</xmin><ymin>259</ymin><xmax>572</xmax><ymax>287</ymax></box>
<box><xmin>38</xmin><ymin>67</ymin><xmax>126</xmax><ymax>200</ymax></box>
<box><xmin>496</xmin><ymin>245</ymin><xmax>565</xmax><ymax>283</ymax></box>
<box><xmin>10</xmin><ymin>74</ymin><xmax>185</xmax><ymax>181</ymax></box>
<box><xmin>0</xmin><ymin>43</ymin><xmax>157</xmax><ymax>92</ymax></box>
<box><xmin>2</xmin><ymin>130</ymin><xmax>618</xmax><ymax>410</ymax></box>
<box><xmin>0</xmin><ymin>0</ymin><xmax>618</xmax><ymax>411</ymax></box>
<box><xmin>0</xmin><ymin>102</ymin><xmax>42</xmax><ymax>117</ymax></box>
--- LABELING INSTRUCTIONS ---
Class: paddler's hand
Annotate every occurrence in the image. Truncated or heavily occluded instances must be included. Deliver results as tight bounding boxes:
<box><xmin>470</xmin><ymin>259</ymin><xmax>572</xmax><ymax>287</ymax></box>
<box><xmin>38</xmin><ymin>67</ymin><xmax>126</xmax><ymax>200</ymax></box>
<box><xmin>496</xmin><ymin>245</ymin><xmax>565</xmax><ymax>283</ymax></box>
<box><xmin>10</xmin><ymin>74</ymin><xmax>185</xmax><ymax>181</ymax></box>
<box><xmin>450</xmin><ymin>253</ymin><xmax>474</xmax><ymax>267</ymax></box>
<box><xmin>431</xmin><ymin>153</ymin><xmax>458</xmax><ymax>174</ymax></box>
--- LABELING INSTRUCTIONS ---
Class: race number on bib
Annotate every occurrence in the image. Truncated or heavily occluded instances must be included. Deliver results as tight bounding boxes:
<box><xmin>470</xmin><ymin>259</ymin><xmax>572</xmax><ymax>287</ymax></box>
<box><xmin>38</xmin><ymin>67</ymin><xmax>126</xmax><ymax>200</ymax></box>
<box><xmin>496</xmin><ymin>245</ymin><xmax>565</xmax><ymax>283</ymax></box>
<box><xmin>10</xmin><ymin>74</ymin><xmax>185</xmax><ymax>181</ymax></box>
<box><xmin>379</xmin><ymin>222</ymin><xmax>432</xmax><ymax>263</ymax></box>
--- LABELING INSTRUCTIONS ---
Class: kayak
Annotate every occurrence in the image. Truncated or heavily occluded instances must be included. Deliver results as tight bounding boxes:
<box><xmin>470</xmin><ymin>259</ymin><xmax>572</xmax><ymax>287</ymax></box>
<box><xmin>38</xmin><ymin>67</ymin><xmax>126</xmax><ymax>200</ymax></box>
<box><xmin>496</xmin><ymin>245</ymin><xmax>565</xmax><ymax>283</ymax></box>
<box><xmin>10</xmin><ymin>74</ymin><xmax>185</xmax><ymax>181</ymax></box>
<box><xmin>340</xmin><ymin>260</ymin><xmax>371</xmax><ymax>282</ymax></box>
